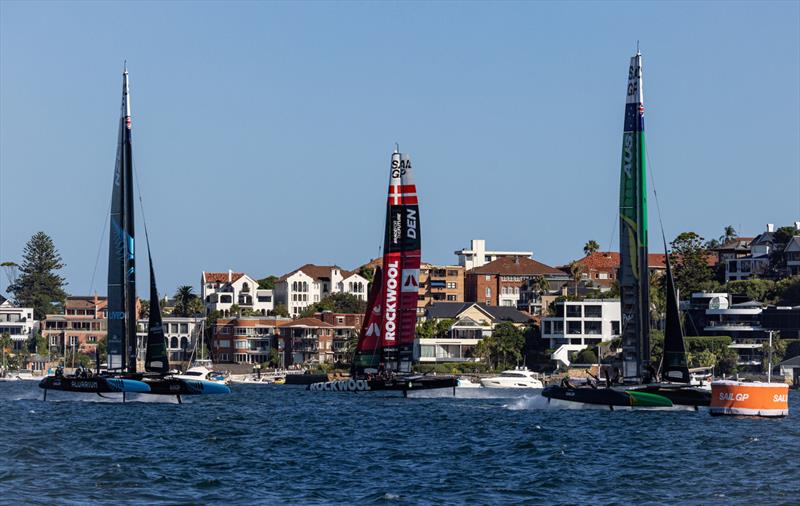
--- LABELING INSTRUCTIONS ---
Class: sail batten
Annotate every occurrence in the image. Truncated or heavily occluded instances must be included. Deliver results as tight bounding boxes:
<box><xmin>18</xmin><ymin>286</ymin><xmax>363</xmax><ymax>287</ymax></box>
<box><xmin>619</xmin><ymin>52</ymin><xmax>650</xmax><ymax>383</ymax></box>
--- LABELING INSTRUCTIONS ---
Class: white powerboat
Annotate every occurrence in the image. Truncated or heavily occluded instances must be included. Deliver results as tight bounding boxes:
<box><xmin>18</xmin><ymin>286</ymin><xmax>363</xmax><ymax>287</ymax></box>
<box><xmin>173</xmin><ymin>366</ymin><xmax>231</xmax><ymax>385</ymax></box>
<box><xmin>480</xmin><ymin>368</ymin><xmax>543</xmax><ymax>389</ymax></box>
<box><xmin>456</xmin><ymin>377</ymin><xmax>482</xmax><ymax>388</ymax></box>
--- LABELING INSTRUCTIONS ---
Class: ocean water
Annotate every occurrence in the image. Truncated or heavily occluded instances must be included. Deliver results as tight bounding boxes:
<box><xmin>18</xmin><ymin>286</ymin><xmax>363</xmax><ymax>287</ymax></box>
<box><xmin>1</xmin><ymin>382</ymin><xmax>798</xmax><ymax>505</ymax></box>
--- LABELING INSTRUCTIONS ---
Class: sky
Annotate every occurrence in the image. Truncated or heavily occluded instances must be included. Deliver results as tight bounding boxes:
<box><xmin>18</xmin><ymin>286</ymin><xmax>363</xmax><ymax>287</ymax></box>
<box><xmin>1</xmin><ymin>1</ymin><xmax>799</xmax><ymax>299</ymax></box>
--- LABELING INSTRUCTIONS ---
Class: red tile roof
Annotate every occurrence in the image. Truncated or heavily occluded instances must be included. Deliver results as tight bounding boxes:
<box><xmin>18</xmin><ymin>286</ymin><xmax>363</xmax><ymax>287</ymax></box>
<box><xmin>203</xmin><ymin>272</ymin><xmax>245</xmax><ymax>283</ymax></box>
<box><xmin>573</xmin><ymin>251</ymin><xmax>716</xmax><ymax>270</ymax></box>
<box><xmin>278</xmin><ymin>264</ymin><xmax>356</xmax><ymax>283</ymax></box>
<box><xmin>468</xmin><ymin>256</ymin><xmax>564</xmax><ymax>276</ymax></box>
<box><xmin>282</xmin><ymin>317</ymin><xmax>334</xmax><ymax>328</ymax></box>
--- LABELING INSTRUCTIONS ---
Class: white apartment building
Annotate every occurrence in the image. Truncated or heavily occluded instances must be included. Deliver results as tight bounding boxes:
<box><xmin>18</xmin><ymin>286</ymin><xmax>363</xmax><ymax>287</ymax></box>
<box><xmin>274</xmin><ymin>264</ymin><xmax>368</xmax><ymax>317</ymax></box>
<box><xmin>0</xmin><ymin>298</ymin><xmax>38</xmax><ymax>351</ymax></box>
<box><xmin>201</xmin><ymin>270</ymin><xmax>274</xmax><ymax>316</ymax></box>
<box><xmin>541</xmin><ymin>300</ymin><xmax>621</xmax><ymax>367</ymax></box>
<box><xmin>454</xmin><ymin>239</ymin><xmax>533</xmax><ymax>271</ymax></box>
<box><xmin>136</xmin><ymin>316</ymin><xmax>205</xmax><ymax>363</ymax></box>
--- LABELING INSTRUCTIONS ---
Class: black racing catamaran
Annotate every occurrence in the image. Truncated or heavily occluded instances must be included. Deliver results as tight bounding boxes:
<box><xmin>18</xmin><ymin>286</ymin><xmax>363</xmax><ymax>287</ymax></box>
<box><xmin>541</xmin><ymin>51</ymin><xmax>711</xmax><ymax>410</ymax></box>
<box><xmin>39</xmin><ymin>66</ymin><xmax>229</xmax><ymax>401</ymax></box>
<box><xmin>308</xmin><ymin>147</ymin><xmax>456</xmax><ymax>394</ymax></box>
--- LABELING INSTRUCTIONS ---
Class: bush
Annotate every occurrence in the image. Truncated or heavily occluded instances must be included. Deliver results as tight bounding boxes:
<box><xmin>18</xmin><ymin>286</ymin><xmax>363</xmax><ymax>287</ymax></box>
<box><xmin>574</xmin><ymin>348</ymin><xmax>598</xmax><ymax>364</ymax></box>
<box><xmin>412</xmin><ymin>362</ymin><xmax>491</xmax><ymax>374</ymax></box>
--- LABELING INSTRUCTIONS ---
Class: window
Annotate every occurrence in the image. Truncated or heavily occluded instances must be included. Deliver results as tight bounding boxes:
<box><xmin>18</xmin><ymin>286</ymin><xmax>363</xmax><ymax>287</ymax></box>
<box><xmin>180</xmin><ymin>323</ymin><xmax>189</xmax><ymax>333</ymax></box>
<box><xmin>170</xmin><ymin>337</ymin><xmax>179</xmax><ymax>348</ymax></box>
<box><xmin>180</xmin><ymin>337</ymin><xmax>188</xmax><ymax>349</ymax></box>
<box><xmin>598</xmin><ymin>272</ymin><xmax>609</xmax><ymax>280</ymax></box>
<box><xmin>567</xmin><ymin>321</ymin><xmax>582</xmax><ymax>334</ymax></box>
<box><xmin>611</xmin><ymin>321</ymin><xmax>620</xmax><ymax>335</ymax></box>
<box><xmin>217</xmin><ymin>340</ymin><xmax>231</xmax><ymax>348</ymax></box>
<box><xmin>87</xmin><ymin>336</ymin><xmax>97</xmax><ymax>343</ymax></box>
<box><xmin>220</xmin><ymin>327</ymin><xmax>230</xmax><ymax>335</ymax></box>
<box><xmin>485</xmin><ymin>275</ymin><xmax>491</xmax><ymax>281</ymax></box>
<box><xmin>447</xmin><ymin>295</ymin><xmax>457</xmax><ymax>301</ymax></box>
<box><xmin>447</xmin><ymin>282</ymin><xmax>456</xmax><ymax>289</ymax></box>
<box><xmin>235</xmin><ymin>340</ymin><xmax>248</xmax><ymax>349</ymax></box>
<box><xmin>485</xmin><ymin>287</ymin><xmax>491</xmax><ymax>297</ymax></box>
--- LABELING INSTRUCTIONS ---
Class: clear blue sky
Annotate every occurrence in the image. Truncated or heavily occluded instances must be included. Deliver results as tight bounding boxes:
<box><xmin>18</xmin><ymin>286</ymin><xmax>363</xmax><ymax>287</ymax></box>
<box><xmin>1</xmin><ymin>1</ymin><xmax>798</xmax><ymax>298</ymax></box>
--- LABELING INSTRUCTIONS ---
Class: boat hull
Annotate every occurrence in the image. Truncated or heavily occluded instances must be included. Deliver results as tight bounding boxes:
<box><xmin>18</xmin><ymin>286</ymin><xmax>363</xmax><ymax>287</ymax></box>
<box><xmin>38</xmin><ymin>376</ymin><xmax>151</xmax><ymax>394</ymax></box>
<box><xmin>541</xmin><ymin>385</ymin><xmax>675</xmax><ymax>409</ymax></box>
<box><xmin>709</xmin><ymin>381</ymin><xmax>789</xmax><ymax>417</ymax></box>
<box><xmin>628</xmin><ymin>384</ymin><xmax>711</xmax><ymax>407</ymax></box>
<box><xmin>144</xmin><ymin>377</ymin><xmax>231</xmax><ymax>396</ymax></box>
<box><xmin>308</xmin><ymin>375</ymin><xmax>457</xmax><ymax>393</ymax></box>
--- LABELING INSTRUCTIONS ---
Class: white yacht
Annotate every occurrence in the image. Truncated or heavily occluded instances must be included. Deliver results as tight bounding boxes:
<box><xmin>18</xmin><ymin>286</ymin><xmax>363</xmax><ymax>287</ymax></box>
<box><xmin>480</xmin><ymin>368</ymin><xmax>543</xmax><ymax>389</ymax></box>
<box><xmin>173</xmin><ymin>366</ymin><xmax>231</xmax><ymax>385</ymax></box>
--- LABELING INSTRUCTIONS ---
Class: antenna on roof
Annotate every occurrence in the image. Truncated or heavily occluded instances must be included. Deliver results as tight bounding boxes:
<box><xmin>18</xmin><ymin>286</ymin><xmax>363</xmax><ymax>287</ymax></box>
<box><xmin>394</xmin><ymin>142</ymin><xmax>399</xmax><ymax>154</ymax></box>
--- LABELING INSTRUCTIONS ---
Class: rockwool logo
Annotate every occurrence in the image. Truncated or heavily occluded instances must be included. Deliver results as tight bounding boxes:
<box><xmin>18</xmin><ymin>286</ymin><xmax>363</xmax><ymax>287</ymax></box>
<box><xmin>402</xmin><ymin>269</ymin><xmax>419</xmax><ymax>293</ymax></box>
<box><xmin>384</xmin><ymin>260</ymin><xmax>399</xmax><ymax>342</ymax></box>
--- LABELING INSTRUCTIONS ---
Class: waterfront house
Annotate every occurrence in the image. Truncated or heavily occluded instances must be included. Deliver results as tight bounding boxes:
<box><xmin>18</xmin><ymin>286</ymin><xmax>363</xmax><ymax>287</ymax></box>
<box><xmin>464</xmin><ymin>256</ymin><xmax>568</xmax><ymax>307</ymax></box>
<box><xmin>273</xmin><ymin>264</ymin><xmax>368</xmax><ymax>317</ymax></box>
<box><xmin>419</xmin><ymin>302</ymin><xmax>534</xmax><ymax>363</ymax></box>
<box><xmin>0</xmin><ymin>297</ymin><xmax>38</xmax><ymax>351</ymax></box>
<box><xmin>541</xmin><ymin>299</ymin><xmax>621</xmax><ymax>368</ymax></box>
<box><xmin>201</xmin><ymin>270</ymin><xmax>274</xmax><ymax>317</ymax></box>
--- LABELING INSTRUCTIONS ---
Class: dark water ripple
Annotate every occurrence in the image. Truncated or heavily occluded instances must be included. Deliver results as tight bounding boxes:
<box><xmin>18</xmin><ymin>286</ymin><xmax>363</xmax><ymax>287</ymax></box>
<box><xmin>0</xmin><ymin>383</ymin><xmax>798</xmax><ymax>505</ymax></box>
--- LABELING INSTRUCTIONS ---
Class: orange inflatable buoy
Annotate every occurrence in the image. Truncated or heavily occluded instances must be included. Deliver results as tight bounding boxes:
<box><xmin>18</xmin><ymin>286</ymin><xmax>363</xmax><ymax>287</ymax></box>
<box><xmin>710</xmin><ymin>380</ymin><xmax>789</xmax><ymax>417</ymax></box>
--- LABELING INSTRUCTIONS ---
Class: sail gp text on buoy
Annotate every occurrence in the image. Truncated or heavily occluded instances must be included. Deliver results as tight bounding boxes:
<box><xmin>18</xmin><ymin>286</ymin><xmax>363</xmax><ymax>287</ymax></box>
<box><xmin>309</xmin><ymin>379</ymin><xmax>371</xmax><ymax>391</ymax></box>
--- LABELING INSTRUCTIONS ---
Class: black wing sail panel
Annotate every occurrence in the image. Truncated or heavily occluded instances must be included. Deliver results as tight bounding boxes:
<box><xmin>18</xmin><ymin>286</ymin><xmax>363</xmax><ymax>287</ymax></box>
<box><xmin>145</xmin><ymin>252</ymin><xmax>169</xmax><ymax>374</ymax></box>
<box><xmin>661</xmin><ymin>252</ymin><xmax>690</xmax><ymax>383</ymax></box>
<box><xmin>107</xmin><ymin>67</ymin><xmax>137</xmax><ymax>372</ymax></box>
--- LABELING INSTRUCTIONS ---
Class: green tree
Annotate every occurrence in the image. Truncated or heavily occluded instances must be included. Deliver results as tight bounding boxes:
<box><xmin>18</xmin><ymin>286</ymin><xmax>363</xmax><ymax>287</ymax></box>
<box><xmin>583</xmin><ymin>240</ymin><xmax>600</xmax><ymax>256</ymax></box>
<box><xmin>300</xmin><ymin>292</ymin><xmax>367</xmax><ymax>317</ymax></box>
<box><xmin>476</xmin><ymin>322</ymin><xmax>525</xmax><ymax>369</ymax></box>
<box><xmin>187</xmin><ymin>297</ymin><xmax>205</xmax><ymax>316</ymax></box>
<box><xmin>649</xmin><ymin>270</ymin><xmax>666</xmax><ymax>329</ymax></box>
<box><xmin>670</xmin><ymin>232</ymin><xmax>713</xmax><ymax>296</ymax></box>
<box><xmin>773</xmin><ymin>276</ymin><xmax>800</xmax><ymax>306</ymax></box>
<box><xmin>265</xmin><ymin>348</ymin><xmax>282</xmax><ymax>368</ymax></box>
<box><xmin>568</xmin><ymin>261</ymin><xmax>585</xmax><ymax>297</ymax></box>
<box><xmin>229</xmin><ymin>304</ymin><xmax>241</xmax><ymax>317</ymax></box>
<box><xmin>257</xmin><ymin>276</ymin><xmax>278</xmax><ymax>290</ymax></box>
<box><xmin>721</xmin><ymin>225</ymin><xmax>737</xmax><ymax>244</ymax></box>
<box><xmin>271</xmin><ymin>304</ymin><xmax>289</xmax><ymax>317</ymax></box>
<box><xmin>173</xmin><ymin>285</ymin><xmax>197</xmax><ymax>317</ymax></box>
<box><xmin>725</xmin><ymin>279</ymin><xmax>776</xmax><ymax>303</ymax></box>
<box><xmin>0</xmin><ymin>332</ymin><xmax>11</xmax><ymax>369</ymax></box>
<box><xmin>7</xmin><ymin>232</ymin><xmax>68</xmax><ymax>319</ymax></box>
<box><xmin>358</xmin><ymin>266</ymin><xmax>375</xmax><ymax>284</ymax></box>
<box><xmin>34</xmin><ymin>334</ymin><xmax>48</xmax><ymax>356</ymax></box>
<box><xmin>139</xmin><ymin>299</ymin><xmax>150</xmax><ymax>319</ymax></box>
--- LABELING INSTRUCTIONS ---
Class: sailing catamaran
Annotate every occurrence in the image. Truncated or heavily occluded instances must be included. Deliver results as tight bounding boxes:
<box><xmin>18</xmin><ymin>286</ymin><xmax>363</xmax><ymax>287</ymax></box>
<box><xmin>39</xmin><ymin>66</ymin><xmax>229</xmax><ymax>401</ymax></box>
<box><xmin>541</xmin><ymin>51</ymin><xmax>711</xmax><ymax>410</ymax></box>
<box><xmin>309</xmin><ymin>147</ymin><xmax>456</xmax><ymax>394</ymax></box>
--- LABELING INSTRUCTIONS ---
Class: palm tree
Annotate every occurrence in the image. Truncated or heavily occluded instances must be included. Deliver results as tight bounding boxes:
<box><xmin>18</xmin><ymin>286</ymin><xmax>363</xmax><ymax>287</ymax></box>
<box><xmin>535</xmin><ymin>275</ymin><xmax>550</xmax><ymax>296</ymax></box>
<box><xmin>568</xmin><ymin>261</ymin><xmax>585</xmax><ymax>297</ymax></box>
<box><xmin>583</xmin><ymin>240</ymin><xmax>600</xmax><ymax>256</ymax></box>
<box><xmin>719</xmin><ymin>225</ymin><xmax>737</xmax><ymax>244</ymax></box>
<box><xmin>174</xmin><ymin>285</ymin><xmax>196</xmax><ymax>317</ymax></box>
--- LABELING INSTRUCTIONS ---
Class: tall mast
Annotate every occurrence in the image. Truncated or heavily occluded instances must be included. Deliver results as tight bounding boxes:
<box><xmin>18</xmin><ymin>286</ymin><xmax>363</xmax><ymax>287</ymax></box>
<box><xmin>107</xmin><ymin>65</ymin><xmax>137</xmax><ymax>372</ymax></box>
<box><xmin>618</xmin><ymin>51</ymin><xmax>650</xmax><ymax>383</ymax></box>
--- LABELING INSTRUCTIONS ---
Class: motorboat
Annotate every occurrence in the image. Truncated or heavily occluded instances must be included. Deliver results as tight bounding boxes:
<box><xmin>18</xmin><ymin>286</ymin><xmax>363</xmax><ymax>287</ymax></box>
<box><xmin>480</xmin><ymin>368</ymin><xmax>543</xmax><ymax>389</ymax></box>
<box><xmin>173</xmin><ymin>366</ymin><xmax>231</xmax><ymax>385</ymax></box>
<box><xmin>456</xmin><ymin>377</ymin><xmax>482</xmax><ymax>388</ymax></box>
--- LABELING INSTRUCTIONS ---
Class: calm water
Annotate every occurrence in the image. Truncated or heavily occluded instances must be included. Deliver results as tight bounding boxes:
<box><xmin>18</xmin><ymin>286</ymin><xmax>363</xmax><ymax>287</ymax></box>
<box><xmin>0</xmin><ymin>382</ymin><xmax>798</xmax><ymax>505</ymax></box>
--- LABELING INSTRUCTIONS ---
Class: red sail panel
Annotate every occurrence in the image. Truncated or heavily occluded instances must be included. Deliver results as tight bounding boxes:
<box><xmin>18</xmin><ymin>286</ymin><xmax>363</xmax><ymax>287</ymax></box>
<box><xmin>352</xmin><ymin>266</ymin><xmax>384</xmax><ymax>373</ymax></box>
<box><xmin>380</xmin><ymin>150</ymin><xmax>420</xmax><ymax>373</ymax></box>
